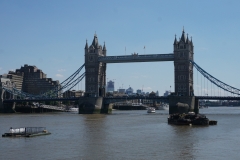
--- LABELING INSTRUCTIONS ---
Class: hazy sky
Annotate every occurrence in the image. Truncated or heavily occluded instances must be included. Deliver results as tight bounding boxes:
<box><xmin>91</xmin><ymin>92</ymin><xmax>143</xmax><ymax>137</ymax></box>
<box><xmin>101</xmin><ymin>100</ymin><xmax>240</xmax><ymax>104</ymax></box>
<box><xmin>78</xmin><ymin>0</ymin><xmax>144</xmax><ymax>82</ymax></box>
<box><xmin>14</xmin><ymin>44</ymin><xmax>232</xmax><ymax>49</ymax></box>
<box><xmin>1</xmin><ymin>0</ymin><xmax>240</xmax><ymax>96</ymax></box>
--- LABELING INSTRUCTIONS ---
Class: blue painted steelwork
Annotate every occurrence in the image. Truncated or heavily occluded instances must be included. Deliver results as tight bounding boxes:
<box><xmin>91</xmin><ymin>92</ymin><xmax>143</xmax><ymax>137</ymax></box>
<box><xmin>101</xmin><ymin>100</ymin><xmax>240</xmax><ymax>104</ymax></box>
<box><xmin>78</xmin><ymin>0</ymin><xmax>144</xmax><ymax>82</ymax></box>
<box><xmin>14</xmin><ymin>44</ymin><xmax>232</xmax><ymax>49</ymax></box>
<box><xmin>196</xmin><ymin>96</ymin><xmax>240</xmax><ymax>100</ymax></box>
<box><xmin>4</xmin><ymin>95</ymin><xmax>240</xmax><ymax>103</ymax></box>
<box><xmin>98</xmin><ymin>53</ymin><xmax>174</xmax><ymax>63</ymax></box>
<box><xmin>190</xmin><ymin>60</ymin><xmax>240</xmax><ymax>95</ymax></box>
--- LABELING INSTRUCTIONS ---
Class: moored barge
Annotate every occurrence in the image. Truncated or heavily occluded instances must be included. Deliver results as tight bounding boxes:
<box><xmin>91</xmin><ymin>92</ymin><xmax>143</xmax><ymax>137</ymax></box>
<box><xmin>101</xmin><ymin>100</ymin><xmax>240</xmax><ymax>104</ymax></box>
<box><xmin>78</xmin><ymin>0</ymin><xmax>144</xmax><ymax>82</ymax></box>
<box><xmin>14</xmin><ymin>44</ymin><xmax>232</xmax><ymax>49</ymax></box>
<box><xmin>2</xmin><ymin>127</ymin><xmax>51</xmax><ymax>137</ymax></box>
<box><xmin>168</xmin><ymin>112</ymin><xmax>217</xmax><ymax>126</ymax></box>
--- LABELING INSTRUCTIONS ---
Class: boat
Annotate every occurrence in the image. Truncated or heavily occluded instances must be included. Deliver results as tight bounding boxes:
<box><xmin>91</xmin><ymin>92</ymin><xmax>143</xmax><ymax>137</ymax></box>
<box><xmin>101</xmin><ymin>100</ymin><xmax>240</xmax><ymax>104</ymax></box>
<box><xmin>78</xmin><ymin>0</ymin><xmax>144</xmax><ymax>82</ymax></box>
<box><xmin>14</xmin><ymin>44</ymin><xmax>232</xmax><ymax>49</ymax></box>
<box><xmin>147</xmin><ymin>107</ymin><xmax>156</xmax><ymax>113</ymax></box>
<box><xmin>2</xmin><ymin>127</ymin><xmax>51</xmax><ymax>137</ymax></box>
<box><xmin>158</xmin><ymin>103</ymin><xmax>169</xmax><ymax>110</ymax></box>
<box><xmin>113</xmin><ymin>102</ymin><xmax>148</xmax><ymax>110</ymax></box>
<box><xmin>168</xmin><ymin>113</ymin><xmax>211</xmax><ymax>125</ymax></box>
<box><xmin>199</xmin><ymin>105</ymin><xmax>208</xmax><ymax>109</ymax></box>
<box><xmin>67</xmin><ymin>107</ymin><xmax>79</xmax><ymax>112</ymax></box>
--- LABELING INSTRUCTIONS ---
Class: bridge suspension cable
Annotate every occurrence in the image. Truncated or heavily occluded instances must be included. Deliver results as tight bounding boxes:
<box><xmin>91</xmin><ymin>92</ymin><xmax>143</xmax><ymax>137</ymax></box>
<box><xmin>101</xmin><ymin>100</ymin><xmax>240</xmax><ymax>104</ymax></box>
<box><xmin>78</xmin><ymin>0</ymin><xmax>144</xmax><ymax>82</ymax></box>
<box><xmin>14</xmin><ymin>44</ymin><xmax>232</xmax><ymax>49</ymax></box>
<box><xmin>190</xmin><ymin>60</ymin><xmax>240</xmax><ymax>95</ymax></box>
<box><xmin>39</xmin><ymin>63</ymin><xmax>85</xmax><ymax>98</ymax></box>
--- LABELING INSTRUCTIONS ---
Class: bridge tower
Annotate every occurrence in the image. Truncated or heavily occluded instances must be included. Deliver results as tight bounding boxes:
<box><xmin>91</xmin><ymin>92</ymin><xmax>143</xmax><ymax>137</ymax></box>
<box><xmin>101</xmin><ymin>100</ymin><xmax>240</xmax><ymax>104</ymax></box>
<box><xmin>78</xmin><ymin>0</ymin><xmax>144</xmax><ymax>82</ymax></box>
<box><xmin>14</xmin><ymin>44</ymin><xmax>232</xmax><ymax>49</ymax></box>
<box><xmin>79</xmin><ymin>34</ymin><xmax>111</xmax><ymax>114</ymax></box>
<box><xmin>84</xmin><ymin>33</ymin><xmax>106</xmax><ymax>97</ymax></box>
<box><xmin>169</xmin><ymin>29</ymin><xmax>198</xmax><ymax>114</ymax></box>
<box><xmin>173</xmin><ymin>28</ymin><xmax>194</xmax><ymax>96</ymax></box>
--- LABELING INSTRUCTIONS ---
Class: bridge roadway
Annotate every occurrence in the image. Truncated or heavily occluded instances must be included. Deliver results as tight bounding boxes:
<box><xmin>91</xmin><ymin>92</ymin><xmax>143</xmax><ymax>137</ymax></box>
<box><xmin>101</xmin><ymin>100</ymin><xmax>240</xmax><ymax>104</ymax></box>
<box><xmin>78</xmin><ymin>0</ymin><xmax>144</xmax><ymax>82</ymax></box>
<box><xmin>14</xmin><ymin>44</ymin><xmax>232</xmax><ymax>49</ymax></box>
<box><xmin>3</xmin><ymin>96</ymin><xmax>240</xmax><ymax>103</ymax></box>
<box><xmin>3</xmin><ymin>96</ymin><xmax>169</xmax><ymax>103</ymax></box>
<box><xmin>195</xmin><ymin>96</ymin><xmax>240</xmax><ymax>100</ymax></box>
<box><xmin>98</xmin><ymin>53</ymin><xmax>174</xmax><ymax>63</ymax></box>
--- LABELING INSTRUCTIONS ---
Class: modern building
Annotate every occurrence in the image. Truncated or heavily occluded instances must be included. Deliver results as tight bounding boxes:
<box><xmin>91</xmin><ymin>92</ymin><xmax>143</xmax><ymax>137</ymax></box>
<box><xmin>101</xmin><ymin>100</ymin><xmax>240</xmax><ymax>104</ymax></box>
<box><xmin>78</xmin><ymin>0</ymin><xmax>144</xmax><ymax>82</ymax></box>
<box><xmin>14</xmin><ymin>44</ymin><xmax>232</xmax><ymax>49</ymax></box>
<box><xmin>163</xmin><ymin>90</ymin><xmax>171</xmax><ymax>96</ymax></box>
<box><xmin>107</xmin><ymin>80</ymin><xmax>114</xmax><ymax>92</ymax></box>
<box><xmin>149</xmin><ymin>91</ymin><xmax>156</xmax><ymax>97</ymax></box>
<box><xmin>126</xmin><ymin>86</ymin><xmax>134</xmax><ymax>95</ymax></box>
<box><xmin>1</xmin><ymin>64</ymin><xmax>60</xmax><ymax>97</ymax></box>
<box><xmin>118</xmin><ymin>88</ymin><xmax>125</xmax><ymax>94</ymax></box>
<box><xmin>136</xmin><ymin>89</ymin><xmax>142</xmax><ymax>94</ymax></box>
<box><xmin>6</xmin><ymin>71</ymin><xmax>24</xmax><ymax>90</ymax></box>
<box><xmin>63</xmin><ymin>90</ymin><xmax>84</xmax><ymax>98</ymax></box>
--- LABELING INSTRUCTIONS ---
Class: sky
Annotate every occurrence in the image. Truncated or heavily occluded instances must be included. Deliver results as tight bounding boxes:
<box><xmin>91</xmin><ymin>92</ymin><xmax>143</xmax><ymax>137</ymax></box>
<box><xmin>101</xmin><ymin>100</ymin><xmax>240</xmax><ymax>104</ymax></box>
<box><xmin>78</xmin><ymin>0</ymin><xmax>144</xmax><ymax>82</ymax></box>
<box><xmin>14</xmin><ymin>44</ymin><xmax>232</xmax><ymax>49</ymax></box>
<box><xmin>1</xmin><ymin>0</ymin><xmax>240</xmax><ymax>96</ymax></box>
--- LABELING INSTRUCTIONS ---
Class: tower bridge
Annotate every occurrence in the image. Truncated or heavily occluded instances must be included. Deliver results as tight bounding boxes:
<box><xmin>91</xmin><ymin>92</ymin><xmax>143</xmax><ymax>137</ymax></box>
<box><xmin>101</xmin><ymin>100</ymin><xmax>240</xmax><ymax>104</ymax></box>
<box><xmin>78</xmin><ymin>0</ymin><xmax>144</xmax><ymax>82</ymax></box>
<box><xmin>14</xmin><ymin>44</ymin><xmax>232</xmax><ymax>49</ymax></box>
<box><xmin>1</xmin><ymin>29</ymin><xmax>240</xmax><ymax>114</ymax></box>
<box><xmin>82</xmin><ymin>29</ymin><xmax>195</xmax><ymax>114</ymax></box>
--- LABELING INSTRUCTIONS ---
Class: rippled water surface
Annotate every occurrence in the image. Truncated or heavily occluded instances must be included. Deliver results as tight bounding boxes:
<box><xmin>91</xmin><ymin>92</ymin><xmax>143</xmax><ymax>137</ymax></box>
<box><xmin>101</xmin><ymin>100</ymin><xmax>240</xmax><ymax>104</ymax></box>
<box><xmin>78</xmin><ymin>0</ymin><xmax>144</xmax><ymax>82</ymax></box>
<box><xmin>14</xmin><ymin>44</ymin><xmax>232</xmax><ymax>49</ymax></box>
<box><xmin>1</xmin><ymin>107</ymin><xmax>240</xmax><ymax>160</ymax></box>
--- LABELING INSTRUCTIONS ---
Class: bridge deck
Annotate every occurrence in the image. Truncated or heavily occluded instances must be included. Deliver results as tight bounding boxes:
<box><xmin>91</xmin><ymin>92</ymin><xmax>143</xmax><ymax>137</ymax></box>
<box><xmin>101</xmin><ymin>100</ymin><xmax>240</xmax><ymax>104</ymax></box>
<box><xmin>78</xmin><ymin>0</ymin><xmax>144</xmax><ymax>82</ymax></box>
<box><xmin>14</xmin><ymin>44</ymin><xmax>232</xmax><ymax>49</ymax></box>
<box><xmin>3</xmin><ymin>96</ymin><xmax>240</xmax><ymax>103</ymax></box>
<box><xmin>98</xmin><ymin>54</ymin><xmax>174</xmax><ymax>63</ymax></box>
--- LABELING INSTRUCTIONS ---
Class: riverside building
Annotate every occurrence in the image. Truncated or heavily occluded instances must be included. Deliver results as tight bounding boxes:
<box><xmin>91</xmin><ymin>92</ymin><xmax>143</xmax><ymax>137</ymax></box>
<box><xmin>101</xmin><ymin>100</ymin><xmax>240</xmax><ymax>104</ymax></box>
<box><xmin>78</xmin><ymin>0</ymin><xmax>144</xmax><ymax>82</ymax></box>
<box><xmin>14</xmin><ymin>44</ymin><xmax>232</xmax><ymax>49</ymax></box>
<box><xmin>1</xmin><ymin>64</ymin><xmax>60</xmax><ymax>96</ymax></box>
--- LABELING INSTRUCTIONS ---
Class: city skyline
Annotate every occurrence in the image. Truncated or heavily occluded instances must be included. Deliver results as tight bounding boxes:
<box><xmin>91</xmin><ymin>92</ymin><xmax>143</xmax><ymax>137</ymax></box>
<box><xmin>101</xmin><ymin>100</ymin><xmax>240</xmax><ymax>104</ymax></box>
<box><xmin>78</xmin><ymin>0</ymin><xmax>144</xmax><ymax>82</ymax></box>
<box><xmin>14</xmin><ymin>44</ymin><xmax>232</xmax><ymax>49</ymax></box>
<box><xmin>1</xmin><ymin>1</ymin><xmax>240</xmax><ymax>96</ymax></box>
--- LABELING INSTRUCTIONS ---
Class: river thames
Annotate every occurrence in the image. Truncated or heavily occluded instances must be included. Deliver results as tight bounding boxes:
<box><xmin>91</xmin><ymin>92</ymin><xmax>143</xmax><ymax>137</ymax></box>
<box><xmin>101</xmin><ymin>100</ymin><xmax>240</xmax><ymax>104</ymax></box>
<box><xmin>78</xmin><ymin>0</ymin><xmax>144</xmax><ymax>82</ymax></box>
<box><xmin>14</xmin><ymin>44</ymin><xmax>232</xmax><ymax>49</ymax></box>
<box><xmin>1</xmin><ymin>107</ymin><xmax>240</xmax><ymax>160</ymax></box>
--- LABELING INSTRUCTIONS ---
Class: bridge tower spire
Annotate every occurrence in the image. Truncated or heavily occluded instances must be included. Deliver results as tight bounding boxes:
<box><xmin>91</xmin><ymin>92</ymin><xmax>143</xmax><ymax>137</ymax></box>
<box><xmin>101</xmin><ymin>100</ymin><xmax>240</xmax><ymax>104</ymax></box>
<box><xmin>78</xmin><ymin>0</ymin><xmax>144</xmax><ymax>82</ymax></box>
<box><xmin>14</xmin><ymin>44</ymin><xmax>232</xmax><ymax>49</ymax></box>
<box><xmin>173</xmin><ymin>29</ymin><xmax>194</xmax><ymax>96</ymax></box>
<box><xmin>84</xmin><ymin>33</ymin><xmax>106</xmax><ymax>97</ymax></box>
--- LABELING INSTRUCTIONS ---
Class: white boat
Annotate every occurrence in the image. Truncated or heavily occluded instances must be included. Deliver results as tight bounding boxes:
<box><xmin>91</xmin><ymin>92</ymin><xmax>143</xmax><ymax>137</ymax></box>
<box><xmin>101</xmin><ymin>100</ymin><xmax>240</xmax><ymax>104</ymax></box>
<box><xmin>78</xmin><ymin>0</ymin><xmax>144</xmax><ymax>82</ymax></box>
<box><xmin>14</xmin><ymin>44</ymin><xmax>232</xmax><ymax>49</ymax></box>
<box><xmin>158</xmin><ymin>103</ymin><xmax>169</xmax><ymax>110</ymax></box>
<box><xmin>67</xmin><ymin>107</ymin><xmax>79</xmax><ymax>113</ymax></box>
<box><xmin>147</xmin><ymin>107</ymin><xmax>156</xmax><ymax>113</ymax></box>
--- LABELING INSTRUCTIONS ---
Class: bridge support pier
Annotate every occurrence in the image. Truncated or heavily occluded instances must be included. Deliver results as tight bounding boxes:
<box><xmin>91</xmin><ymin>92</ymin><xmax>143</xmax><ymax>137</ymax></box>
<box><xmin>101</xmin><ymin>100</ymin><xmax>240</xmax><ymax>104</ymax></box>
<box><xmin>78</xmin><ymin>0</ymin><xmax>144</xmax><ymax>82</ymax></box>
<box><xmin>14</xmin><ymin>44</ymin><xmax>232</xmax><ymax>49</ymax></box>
<box><xmin>78</xmin><ymin>97</ymin><xmax>112</xmax><ymax>114</ymax></box>
<box><xmin>0</xmin><ymin>85</ymin><xmax>3</xmax><ymax>112</ymax></box>
<box><xmin>0</xmin><ymin>99</ymin><xmax>3</xmax><ymax>113</ymax></box>
<box><xmin>0</xmin><ymin>86</ymin><xmax>4</xmax><ymax>113</ymax></box>
<box><xmin>0</xmin><ymin>89</ymin><xmax>16</xmax><ymax>113</ymax></box>
<box><xmin>169</xmin><ymin>96</ymin><xmax>199</xmax><ymax>114</ymax></box>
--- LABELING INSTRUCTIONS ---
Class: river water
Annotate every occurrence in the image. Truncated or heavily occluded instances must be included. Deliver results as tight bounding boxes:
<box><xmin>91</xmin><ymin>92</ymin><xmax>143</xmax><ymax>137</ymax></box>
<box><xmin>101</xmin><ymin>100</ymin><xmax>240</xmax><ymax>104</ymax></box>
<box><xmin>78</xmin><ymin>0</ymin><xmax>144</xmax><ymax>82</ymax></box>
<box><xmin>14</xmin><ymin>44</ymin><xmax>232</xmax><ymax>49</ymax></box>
<box><xmin>1</xmin><ymin>107</ymin><xmax>240</xmax><ymax>160</ymax></box>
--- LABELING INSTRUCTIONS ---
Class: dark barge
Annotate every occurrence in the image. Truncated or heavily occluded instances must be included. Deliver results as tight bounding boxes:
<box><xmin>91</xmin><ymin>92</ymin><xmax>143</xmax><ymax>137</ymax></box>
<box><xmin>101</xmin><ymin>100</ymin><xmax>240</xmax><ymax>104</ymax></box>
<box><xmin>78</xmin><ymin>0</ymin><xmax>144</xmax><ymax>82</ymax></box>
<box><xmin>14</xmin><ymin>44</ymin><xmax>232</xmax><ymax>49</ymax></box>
<box><xmin>2</xmin><ymin>127</ymin><xmax>51</xmax><ymax>137</ymax></box>
<box><xmin>168</xmin><ymin>112</ymin><xmax>217</xmax><ymax>126</ymax></box>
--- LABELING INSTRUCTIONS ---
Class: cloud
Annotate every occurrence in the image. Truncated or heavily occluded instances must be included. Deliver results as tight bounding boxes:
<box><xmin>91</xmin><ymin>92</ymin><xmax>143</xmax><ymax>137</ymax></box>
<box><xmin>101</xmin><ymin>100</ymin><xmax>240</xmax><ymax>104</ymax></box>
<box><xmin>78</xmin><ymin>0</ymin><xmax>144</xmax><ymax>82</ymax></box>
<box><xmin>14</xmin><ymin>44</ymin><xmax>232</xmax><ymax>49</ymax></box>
<box><xmin>56</xmin><ymin>74</ymin><xmax>63</xmax><ymax>78</ymax></box>
<box><xmin>57</xmin><ymin>69</ymin><xmax>66</xmax><ymax>72</ymax></box>
<box><xmin>0</xmin><ymin>67</ymin><xmax>2</xmax><ymax>71</ymax></box>
<box><xmin>143</xmin><ymin>87</ymin><xmax>152</xmax><ymax>91</ymax></box>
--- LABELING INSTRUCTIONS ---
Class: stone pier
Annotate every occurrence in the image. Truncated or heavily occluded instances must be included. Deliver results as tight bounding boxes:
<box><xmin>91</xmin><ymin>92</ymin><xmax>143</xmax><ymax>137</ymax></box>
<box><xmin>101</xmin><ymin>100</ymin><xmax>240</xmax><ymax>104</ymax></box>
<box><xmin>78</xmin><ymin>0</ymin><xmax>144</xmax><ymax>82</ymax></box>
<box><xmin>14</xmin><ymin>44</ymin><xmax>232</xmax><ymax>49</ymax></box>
<box><xmin>0</xmin><ymin>99</ymin><xmax>3</xmax><ymax>113</ymax></box>
<box><xmin>169</xmin><ymin>96</ymin><xmax>199</xmax><ymax>114</ymax></box>
<box><xmin>78</xmin><ymin>97</ymin><xmax>112</xmax><ymax>114</ymax></box>
<box><xmin>0</xmin><ymin>85</ymin><xmax>16</xmax><ymax>113</ymax></box>
<box><xmin>0</xmin><ymin>86</ymin><xmax>5</xmax><ymax>113</ymax></box>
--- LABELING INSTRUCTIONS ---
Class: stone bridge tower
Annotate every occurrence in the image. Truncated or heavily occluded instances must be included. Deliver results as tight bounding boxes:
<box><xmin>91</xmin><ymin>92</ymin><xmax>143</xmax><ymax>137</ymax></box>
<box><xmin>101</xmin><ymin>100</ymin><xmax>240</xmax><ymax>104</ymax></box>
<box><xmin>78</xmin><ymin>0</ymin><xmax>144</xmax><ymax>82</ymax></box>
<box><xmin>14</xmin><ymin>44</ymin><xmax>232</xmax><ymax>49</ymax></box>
<box><xmin>173</xmin><ymin>29</ymin><xmax>194</xmax><ymax>96</ymax></box>
<box><xmin>84</xmin><ymin>33</ymin><xmax>106</xmax><ymax>97</ymax></box>
<box><xmin>169</xmin><ymin>29</ymin><xmax>198</xmax><ymax>114</ymax></box>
